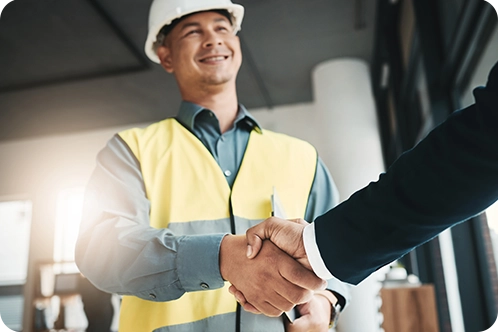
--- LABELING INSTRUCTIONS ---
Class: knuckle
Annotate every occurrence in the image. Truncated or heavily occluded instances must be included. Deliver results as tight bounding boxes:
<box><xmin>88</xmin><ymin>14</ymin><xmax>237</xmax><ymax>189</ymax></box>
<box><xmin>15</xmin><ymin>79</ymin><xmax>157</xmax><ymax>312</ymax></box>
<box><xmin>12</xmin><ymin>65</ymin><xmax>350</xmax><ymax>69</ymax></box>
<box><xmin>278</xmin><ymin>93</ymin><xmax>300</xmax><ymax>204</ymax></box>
<box><xmin>291</xmin><ymin>289</ymin><xmax>312</xmax><ymax>304</ymax></box>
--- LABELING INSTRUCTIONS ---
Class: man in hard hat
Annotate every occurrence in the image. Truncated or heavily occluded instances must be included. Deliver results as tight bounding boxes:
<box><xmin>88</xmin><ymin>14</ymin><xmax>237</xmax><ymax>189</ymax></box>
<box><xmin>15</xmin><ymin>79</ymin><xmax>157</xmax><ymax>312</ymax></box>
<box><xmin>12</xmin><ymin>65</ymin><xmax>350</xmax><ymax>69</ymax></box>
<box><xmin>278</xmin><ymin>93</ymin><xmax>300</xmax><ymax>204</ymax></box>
<box><xmin>76</xmin><ymin>0</ymin><xmax>350</xmax><ymax>331</ymax></box>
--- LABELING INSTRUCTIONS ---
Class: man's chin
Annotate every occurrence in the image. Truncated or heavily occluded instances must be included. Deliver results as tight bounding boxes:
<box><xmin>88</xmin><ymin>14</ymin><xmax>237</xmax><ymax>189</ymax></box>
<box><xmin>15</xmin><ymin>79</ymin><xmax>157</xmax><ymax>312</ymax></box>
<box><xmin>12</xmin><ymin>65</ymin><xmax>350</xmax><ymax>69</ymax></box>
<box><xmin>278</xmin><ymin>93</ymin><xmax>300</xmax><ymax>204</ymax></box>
<box><xmin>201</xmin><ymin>76</ymin><xmax>233</xmax><ymax>86</ymax></box>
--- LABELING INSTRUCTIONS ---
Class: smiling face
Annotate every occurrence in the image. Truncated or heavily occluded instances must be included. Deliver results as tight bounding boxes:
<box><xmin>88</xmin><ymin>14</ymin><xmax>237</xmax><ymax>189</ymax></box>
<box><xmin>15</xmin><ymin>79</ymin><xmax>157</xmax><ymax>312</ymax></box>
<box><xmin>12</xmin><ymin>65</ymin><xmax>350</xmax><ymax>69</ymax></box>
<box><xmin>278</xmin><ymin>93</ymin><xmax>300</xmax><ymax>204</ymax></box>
<box><xmin>156</xmin><ymin>11</ymin><xmax>242</xmax><ymax>92</ymax></box>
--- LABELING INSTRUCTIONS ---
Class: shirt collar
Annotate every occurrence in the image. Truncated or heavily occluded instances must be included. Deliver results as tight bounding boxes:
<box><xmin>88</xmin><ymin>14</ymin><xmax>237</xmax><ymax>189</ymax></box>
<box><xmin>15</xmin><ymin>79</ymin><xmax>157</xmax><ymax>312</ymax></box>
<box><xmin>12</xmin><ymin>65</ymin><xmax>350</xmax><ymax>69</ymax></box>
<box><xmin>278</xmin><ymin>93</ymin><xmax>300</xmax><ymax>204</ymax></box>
<box><xmin>176</xmin><ymin>101</ymin><xmax>262</xmax><ymax>134</ymax></box>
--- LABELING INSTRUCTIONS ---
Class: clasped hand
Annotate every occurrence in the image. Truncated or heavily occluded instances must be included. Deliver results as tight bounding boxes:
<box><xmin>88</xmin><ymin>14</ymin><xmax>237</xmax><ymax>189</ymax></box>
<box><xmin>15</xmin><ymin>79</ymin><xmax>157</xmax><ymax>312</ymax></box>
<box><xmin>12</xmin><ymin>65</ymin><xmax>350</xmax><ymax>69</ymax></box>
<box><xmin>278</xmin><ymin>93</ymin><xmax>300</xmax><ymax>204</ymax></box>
<box><xmin>222</xmin><ymin>217</ymin><xmax>323</xmax><ymax>310</ymax></box>
<box><xmin>219</xmin><ymin>227</ymin><xmax>323</xmax><ymax>317</ymax></box>
<box><xmin>224</xmin><ymin>218</ymin><xmax>334</xmax><ymax>331</ymax></box>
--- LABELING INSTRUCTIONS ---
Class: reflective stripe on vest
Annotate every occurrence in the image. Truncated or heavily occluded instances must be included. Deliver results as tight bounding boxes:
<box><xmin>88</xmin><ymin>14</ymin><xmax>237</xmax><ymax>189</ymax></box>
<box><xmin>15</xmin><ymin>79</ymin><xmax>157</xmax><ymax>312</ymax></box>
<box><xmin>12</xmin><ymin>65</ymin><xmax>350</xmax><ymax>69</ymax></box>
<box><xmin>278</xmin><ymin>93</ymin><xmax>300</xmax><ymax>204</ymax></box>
<box><xmin>117</xmin><ymin>119</ymin><xmax>317</xmax><ymax>332</ymax></box>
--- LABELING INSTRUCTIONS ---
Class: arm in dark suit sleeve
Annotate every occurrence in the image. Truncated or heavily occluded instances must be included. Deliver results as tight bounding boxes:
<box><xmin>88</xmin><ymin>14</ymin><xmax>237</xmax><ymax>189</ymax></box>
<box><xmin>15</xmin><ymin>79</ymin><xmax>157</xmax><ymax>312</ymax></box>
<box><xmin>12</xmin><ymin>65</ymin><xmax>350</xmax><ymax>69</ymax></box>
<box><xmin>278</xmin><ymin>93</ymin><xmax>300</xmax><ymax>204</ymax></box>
<box><xmin>314</xmin><ymin>61</ymin><xmax>498</xmax><ymax>285</ymax></box>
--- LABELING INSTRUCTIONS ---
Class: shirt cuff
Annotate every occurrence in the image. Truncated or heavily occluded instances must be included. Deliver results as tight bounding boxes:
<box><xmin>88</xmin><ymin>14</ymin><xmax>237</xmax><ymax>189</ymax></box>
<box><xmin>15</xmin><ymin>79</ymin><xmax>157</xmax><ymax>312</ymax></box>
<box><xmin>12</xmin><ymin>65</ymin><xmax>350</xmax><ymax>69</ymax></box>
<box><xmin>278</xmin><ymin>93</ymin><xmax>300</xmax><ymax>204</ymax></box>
<box><xmin>303</xmin><ymin>222</ymin><xmax>334</xmax><ymax>280</ymax></box>
<box><xmin>176</xmin><ymin>233</ymin><xmax>227</xmax><ymax>292</ymax></box>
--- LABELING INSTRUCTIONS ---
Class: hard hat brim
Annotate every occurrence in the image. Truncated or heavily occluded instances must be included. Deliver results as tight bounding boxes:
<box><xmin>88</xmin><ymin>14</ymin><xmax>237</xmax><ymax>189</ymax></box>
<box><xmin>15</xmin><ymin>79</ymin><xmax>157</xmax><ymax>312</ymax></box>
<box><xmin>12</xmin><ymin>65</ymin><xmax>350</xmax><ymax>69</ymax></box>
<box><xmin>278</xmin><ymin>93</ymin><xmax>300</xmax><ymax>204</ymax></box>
<box><xmin>145</xmin><ymin>3</ymin><xmax>244</xmax><ymax>64</ymax></box>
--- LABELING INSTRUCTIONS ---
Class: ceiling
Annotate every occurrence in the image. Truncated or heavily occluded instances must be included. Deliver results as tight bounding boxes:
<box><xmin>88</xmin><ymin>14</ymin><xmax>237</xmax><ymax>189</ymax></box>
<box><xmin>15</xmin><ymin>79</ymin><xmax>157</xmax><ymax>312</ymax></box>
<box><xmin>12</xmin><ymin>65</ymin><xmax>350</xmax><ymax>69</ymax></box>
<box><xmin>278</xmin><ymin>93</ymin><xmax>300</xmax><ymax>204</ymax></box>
<box><xmin>0</xmin><ymin>0</ymin><xmax>377</xmax><ymax>142</ymax></box>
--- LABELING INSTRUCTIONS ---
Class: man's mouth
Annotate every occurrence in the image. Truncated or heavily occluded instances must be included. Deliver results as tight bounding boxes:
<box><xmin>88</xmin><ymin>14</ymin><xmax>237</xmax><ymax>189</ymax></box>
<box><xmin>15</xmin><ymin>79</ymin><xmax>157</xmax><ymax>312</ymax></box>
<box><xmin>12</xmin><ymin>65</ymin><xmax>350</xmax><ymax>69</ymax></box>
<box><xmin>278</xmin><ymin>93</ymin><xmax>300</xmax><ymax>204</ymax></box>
<box><xmin>199</xmin><ymin>55</ymin><xmax>229</xmax><ymax>63</ymax></box>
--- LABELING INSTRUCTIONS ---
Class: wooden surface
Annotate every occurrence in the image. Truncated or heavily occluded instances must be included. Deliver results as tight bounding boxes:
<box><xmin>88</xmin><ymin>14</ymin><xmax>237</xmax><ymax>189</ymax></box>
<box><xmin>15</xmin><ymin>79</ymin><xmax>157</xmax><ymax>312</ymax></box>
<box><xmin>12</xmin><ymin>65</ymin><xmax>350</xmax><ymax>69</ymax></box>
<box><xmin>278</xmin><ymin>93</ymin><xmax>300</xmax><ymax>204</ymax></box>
<box><xmin>380</xmin><ymin>285</ymin><xmax>440</xmax><ymax>332</ymax></box>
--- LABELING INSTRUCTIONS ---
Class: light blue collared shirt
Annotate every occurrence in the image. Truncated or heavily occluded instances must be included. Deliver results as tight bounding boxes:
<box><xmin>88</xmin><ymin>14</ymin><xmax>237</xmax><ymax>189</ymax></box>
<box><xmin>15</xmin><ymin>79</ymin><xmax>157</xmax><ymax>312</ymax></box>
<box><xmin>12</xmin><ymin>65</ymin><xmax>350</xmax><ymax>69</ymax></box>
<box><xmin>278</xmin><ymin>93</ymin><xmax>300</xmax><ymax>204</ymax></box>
<box><xmin>176</xmin><ymin>101</ymin><xmax>261</xmax><ymax>188</ymax></box>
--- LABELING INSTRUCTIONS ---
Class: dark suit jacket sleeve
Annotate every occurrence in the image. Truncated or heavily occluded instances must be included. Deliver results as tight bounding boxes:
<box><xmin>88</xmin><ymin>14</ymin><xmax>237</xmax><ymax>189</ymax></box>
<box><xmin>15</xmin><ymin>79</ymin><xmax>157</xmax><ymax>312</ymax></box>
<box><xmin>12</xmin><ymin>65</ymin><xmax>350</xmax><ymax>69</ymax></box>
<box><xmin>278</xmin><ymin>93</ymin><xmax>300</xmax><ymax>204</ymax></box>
<box><xmin>314</xmin><ymin>61</ymin><xmax>498</xmax><ymax>285</ymax></box>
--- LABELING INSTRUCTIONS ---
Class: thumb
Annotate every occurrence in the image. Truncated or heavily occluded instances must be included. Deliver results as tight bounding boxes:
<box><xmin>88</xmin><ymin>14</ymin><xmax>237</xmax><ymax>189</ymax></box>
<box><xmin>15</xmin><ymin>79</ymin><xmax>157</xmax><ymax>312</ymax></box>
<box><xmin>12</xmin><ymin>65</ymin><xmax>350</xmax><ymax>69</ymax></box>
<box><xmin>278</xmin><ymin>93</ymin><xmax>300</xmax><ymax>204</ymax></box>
<box><xmin>246</xmin><ymin>223</ymin><xmax>265</xmax><ymax>259</ymax></box>
<box><xmin>246</xmin><ymin>217</ymin><xmax>283</xmax><ymax>259</ymax></box>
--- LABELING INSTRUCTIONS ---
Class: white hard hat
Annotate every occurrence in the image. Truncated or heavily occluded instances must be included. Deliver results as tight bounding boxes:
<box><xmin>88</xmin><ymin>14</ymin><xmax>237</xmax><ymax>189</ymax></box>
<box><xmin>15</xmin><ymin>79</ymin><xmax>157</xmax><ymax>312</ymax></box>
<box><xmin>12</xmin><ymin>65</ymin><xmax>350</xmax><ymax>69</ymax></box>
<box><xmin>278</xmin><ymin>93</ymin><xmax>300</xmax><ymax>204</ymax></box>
<box><xmin>145</xmin><ymin>0</ymin><xmax>245</xmax><ymax>63</ymax></box>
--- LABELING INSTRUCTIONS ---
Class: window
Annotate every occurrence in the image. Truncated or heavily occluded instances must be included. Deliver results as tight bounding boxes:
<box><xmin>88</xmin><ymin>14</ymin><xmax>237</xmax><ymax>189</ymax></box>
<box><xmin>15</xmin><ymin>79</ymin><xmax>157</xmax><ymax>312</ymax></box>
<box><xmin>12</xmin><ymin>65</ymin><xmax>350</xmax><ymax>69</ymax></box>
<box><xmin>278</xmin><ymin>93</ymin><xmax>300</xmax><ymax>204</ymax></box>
<box><xmin>0</xmin><ymin>295</ymin><xmax>24</xmax><ymax>331</ymax></box>
<box><xmin>0</xmin><ymin>200</ymin><xmax>32</xmax><ymax>285</ymax></box>
<box><xmin>436</xmin><ymin>0</ymin><xmax>466</xmax><ymax>53</ymax></box>
<box><xmin>460</xmin><ymin>24</ymin><xmax>498</xmax><ymax>272</ymax></box>
<box><xmin>0</xmin><ymin>199</ymin><xmax>32</xmax><ymax>331</ymax></box>
<box><xmin>373</xmin><ymin>1</ymin><xmax>498</xmax><ymax>330</ymax></box>
<box><xmin>460</xmin><ymin>25</ymin><xmax>498</xmax><ymax>108</ymax></box>
<box><xmin>452</xmin><ymin>21</ymin><xmax>498</xmax><ymax>330</ymax></box>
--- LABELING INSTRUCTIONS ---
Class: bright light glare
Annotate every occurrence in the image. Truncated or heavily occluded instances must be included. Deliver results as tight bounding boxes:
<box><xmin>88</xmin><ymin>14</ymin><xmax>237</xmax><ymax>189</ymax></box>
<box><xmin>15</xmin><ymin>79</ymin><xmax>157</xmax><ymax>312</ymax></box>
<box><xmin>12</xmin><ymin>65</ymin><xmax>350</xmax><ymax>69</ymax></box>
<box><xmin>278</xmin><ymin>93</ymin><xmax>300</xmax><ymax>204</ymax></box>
<box><xmin>54</xmin><ymin>188</ymin><xmax>85</xmax><ymax>264</ymax></box>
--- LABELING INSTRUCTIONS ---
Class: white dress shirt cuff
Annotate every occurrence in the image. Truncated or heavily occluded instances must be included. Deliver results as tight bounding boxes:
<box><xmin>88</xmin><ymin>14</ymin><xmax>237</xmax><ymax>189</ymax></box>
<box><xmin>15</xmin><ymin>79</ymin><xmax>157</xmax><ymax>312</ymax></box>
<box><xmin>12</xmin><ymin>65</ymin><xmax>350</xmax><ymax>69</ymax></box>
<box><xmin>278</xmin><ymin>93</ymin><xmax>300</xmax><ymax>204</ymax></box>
<box><xmin>303</xmin><ymin>222</ymin><xmax>334</xmax><ymax>280</ymax></box>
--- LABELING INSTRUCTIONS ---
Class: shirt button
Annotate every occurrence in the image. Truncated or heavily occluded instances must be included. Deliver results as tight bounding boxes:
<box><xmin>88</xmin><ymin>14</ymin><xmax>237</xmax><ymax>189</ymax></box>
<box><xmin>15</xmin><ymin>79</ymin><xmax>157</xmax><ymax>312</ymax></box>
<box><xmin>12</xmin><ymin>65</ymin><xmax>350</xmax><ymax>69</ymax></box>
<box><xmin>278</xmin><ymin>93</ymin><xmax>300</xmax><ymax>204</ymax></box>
<box><xmin>220</xmin><ymin>135</ymin><xmax>225</xmax><ymax>142</ymax></box>
<box><xmin>149</xmin><ymin>293</ymin><xmax>156</xmax><ymax>299</ymax></box>
<box><xmin>200</xmin><ymin>282</ymin><xmax>209</xmax><ymax>289</ymax></box>
<box><xmin>209</xmin><ymin>112</ymin><xmax>214</xmax><ymax>117</ymax></box>
<box><xmin>224</xmin><ymin>170</ymin><xmax>232</xmax><ymax>177</ymax></box>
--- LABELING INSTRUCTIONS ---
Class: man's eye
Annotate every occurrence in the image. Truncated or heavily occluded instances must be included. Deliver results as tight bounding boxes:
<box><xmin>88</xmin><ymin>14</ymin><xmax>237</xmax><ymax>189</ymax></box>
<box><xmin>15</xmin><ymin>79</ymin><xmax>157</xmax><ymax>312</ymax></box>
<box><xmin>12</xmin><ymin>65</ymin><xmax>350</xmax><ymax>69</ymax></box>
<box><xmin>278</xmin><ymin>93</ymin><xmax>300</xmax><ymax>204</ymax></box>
<box><xmin>185</xmin><ymin>30</ymin><xmax>201</xmax><ymax>36</ymax></box>
<box><xmin>217</xmin><ymin>26</ymin><xmax>229</xmax><ymax>32</ymax></box>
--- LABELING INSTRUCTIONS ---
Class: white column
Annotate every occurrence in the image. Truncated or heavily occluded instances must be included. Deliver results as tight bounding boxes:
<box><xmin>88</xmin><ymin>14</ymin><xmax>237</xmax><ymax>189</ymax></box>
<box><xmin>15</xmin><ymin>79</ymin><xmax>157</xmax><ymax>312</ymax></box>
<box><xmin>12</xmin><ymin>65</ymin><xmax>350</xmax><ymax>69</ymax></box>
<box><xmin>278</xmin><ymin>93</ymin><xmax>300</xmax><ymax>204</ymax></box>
<box><xmin>312</xmin><ymin>58</ymin><xmax>386</xmax><ymax>332</ymax></box>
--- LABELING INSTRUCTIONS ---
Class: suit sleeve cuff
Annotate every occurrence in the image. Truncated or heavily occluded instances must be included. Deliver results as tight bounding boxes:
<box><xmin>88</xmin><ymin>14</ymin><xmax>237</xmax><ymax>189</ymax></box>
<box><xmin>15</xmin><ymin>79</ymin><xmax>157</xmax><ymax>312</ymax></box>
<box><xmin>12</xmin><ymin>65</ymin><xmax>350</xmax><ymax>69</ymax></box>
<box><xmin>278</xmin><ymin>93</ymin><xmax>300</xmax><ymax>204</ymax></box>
<box><xmin>303</xmin><ymin>222</ymin><xmax>334</xmax><ymax>280</ymax></box>
<box><xmin>177</xmin><ymin>234</ymin><xmax>227</xmax><ymax>292</ymax></box>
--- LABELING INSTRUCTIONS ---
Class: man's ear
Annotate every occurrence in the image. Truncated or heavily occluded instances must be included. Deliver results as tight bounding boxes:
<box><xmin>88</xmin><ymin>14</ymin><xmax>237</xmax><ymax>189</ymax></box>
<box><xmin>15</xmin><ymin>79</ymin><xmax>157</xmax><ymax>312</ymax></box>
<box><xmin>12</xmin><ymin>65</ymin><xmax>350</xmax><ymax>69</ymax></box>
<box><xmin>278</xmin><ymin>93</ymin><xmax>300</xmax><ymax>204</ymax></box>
<box><xmin>157</xmin><ymin>45</ymin><xmax>174</xmax><ymax>73</ymax></box>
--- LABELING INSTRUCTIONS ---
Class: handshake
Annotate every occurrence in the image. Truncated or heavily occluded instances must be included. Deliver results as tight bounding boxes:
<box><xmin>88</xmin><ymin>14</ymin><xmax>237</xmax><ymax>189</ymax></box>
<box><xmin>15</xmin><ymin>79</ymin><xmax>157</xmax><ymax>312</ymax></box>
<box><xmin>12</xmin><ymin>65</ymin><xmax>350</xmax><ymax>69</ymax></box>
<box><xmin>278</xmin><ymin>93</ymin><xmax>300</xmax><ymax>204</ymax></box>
<box><xmin>220</xmin><ymin>217</ymin><xmax>336</xmax><ymax>329</ymax></box>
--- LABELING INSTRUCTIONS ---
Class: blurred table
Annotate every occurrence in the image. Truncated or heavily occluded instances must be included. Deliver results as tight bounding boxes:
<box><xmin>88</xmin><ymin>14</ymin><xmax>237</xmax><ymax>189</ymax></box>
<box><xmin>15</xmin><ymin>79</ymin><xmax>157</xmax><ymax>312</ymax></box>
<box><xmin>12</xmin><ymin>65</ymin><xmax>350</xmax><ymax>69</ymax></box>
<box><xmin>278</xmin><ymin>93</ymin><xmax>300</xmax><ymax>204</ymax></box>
<box><xmin>380</xmin><ymin>284</ymin><xmax>439</xmax><ymax>332</ymax></box>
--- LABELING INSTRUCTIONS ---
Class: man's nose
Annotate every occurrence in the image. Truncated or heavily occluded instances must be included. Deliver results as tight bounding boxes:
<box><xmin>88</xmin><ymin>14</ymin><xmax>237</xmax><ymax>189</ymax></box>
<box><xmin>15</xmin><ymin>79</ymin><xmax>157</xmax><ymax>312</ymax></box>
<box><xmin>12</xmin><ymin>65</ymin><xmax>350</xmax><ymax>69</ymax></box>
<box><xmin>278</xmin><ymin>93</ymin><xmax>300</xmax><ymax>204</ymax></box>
<box><xmin>203</xmin><ymin>30</ymin><xmax>223</xmax><ymax>48</ymax></box>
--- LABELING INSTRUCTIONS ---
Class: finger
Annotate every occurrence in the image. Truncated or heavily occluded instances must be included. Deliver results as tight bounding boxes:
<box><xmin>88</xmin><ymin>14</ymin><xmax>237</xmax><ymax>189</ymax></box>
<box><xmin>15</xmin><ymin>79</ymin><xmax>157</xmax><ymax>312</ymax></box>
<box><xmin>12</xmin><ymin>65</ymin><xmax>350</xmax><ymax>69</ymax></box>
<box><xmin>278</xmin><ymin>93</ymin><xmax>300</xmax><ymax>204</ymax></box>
<box><xmin>268</xmin><ymin>268</ymin><xmax>317</xmax><ymax>306</ymax></box>
<box><xmin>250</xmin><ymin>299</ymin><xmax>284</xmax><ymax>318</ymax></box>
<box><xmin>246</xmin><ymin>221</ymin><xmax>270</xmax><ymax>259</ymax></box>
<box><xmin>229</xmin><ymin>285</ymin><xmax>262</xmax><ymax>314</ymax></box>
<box><xmin>266</xmin><ymin>291</ymin><xmax>298</xmax><ymax>313</ymax></box>
<box><xmin>247</xmin><ymin>217</ymin><xmax>291</xmax><ymax>258</ymax></box>
<box><xmin>274</xmin><ymin>280</ymin><xmax>314</xmax><ymax>306</ymax></box>
<box><xmin>280</xmin><ymin>261</ymin><xmax>327</xmax><ymax>293</ymax></box>
<box><xmin>243</xmin><ymin>283</ymin><xmax>295</xmax><ymax>315</ymax></box>
<box><xmin>246</xmin><ymin>285</ymin><xmax>298</xmax><ymax>313</ymax></box>
<box><xmin>228</xmin><ymin>285</ymin><xmax>236</xmax><ymax>295</ymax></box>
<box><xmin>246</xmin><ymin>236</ymin><xmax>262</xmax><ymax>259</ymax></box>
<box><xmin>229</xmin><ymin>286</ymin><xmax>249</xmax><ymax>306</ymax></box>
<box><xmin>241</xmin><ymin>302</ymin><xmax>261</xmax><ymax>314</ymax></box>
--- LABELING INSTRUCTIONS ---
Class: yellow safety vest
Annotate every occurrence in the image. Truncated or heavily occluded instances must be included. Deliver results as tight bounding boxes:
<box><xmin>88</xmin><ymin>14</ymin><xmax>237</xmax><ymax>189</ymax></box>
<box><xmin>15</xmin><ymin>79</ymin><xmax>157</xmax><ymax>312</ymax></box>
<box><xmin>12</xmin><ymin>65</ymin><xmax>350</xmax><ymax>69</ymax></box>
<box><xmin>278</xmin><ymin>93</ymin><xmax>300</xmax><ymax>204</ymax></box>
<box><xmin>117</xmin><ymin>118</ymin><xmax>317</xmax><ymax>332</ymax></box>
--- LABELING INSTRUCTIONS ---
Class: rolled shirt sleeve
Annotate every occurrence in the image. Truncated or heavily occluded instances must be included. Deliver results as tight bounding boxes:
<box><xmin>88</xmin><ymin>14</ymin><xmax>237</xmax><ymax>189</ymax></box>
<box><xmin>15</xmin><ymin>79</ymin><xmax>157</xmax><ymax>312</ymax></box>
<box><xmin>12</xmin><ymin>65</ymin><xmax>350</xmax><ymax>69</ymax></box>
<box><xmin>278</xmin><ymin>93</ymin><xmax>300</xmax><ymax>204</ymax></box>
<box><xmin>75</xmin><ymin>135</ymin><xmax>226</xmax><ymax>301</ymax></box>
